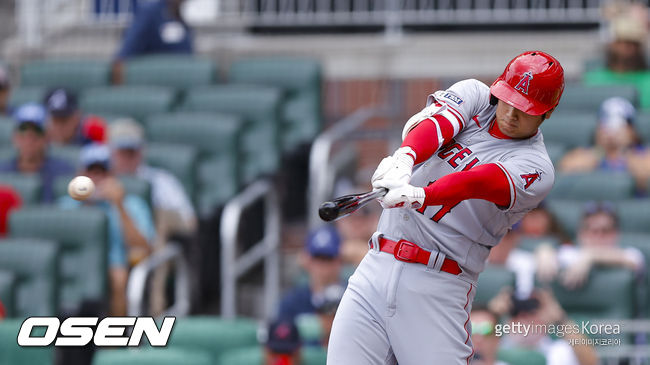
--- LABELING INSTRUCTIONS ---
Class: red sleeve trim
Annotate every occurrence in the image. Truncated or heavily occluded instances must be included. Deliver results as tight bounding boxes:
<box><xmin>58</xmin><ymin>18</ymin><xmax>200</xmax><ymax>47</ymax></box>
<box><xmin>445</xmin><ymin>104</ymin><xmax>466</xmax><ymax>129</ymax></box>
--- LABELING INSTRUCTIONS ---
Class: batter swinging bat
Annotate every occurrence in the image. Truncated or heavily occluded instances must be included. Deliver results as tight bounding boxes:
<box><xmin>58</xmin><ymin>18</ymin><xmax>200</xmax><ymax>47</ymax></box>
<box><xmin>319</xmin><ymin>188</ymin><xmax>388</xmax><ymax>222</ymax></box>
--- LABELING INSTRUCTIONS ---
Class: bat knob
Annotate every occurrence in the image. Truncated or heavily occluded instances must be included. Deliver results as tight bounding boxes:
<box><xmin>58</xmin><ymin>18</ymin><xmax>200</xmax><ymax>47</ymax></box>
<box><xmin>318</xmin><ymin>202</ymin><xmax>338</xmax><ymax>222</ymax></box>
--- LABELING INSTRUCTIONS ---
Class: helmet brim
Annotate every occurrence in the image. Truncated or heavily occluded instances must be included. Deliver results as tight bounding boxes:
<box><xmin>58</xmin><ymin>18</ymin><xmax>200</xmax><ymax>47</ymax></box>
<box><xmin>490</xmin><ymin>80</ymin><xmax>552</xmax><ymax>116</ymax></box>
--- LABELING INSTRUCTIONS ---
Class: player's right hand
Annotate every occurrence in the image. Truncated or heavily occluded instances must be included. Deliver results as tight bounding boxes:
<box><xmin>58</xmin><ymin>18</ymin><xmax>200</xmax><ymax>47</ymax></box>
<box><xmin>371</xmin><ymin>147</ymin><xmax>416</xmax><ymax>191</ymax></box>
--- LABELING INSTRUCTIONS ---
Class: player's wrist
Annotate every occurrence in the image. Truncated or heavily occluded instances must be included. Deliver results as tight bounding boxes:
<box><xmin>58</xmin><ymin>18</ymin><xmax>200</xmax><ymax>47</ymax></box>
<box><xmin>394</xmin><ymin>147</ymin><xmax>416</xmax><ymax>170</ymax></box>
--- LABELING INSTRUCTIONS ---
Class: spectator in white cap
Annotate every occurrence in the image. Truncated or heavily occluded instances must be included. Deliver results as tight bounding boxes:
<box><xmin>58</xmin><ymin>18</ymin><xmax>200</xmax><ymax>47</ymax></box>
<box><xmin>58</xmin><ymin>143</ymin><xmax>154</xmax><ymax>316</ymax></box>
<box><xmin>0</xmin><ymin>64</ymin><xmax>10</xmax><ymax>115</ymax></box>
<box><xmin>109</xmin><ymin>118</ymin><xmax>196</xmax><ymax>235</ymax></box>
<box><xmin>0</xmin><ymin>103</ymin><xmax>75</xmax><ymax>202</ymax></box>
<box><xmin>559</xmin><ymin>96</ymin><xmax>650</xmax><ymax>192</ymax></box>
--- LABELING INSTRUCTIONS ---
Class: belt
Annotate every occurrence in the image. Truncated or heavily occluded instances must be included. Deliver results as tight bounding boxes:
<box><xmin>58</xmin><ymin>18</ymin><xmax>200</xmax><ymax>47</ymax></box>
<box><xmin>375</xmin><ymin>237</ymin><xmax>462</xmax><ymax>276</ymax></box>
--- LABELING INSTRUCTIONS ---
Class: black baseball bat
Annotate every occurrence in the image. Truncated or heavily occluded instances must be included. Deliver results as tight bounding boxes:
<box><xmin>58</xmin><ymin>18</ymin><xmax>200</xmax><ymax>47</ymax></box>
<box><xmin>318</xmin><ymin>188</ymin><xmax>388</xmax><ymax>222</ymax></box>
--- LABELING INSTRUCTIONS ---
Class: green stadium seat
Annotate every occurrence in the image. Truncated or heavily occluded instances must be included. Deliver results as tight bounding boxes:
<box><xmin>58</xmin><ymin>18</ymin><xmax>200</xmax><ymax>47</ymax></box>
<box><xmin>20</xmin><ymin>59</ymin><xmax>111</xmax><ymax>92</ymax></box>
<box><xmin>80</xmin><ymin>86</ymin><xmax>175</xmax><ymax>122</ymax></box>
<box><xmin>195</xmin><ymin>157</ymin><xmax>238</xmax><ymax>217</ymax></box>
<box><xmin>9</xmin><ymin>207</ymin><xmax>108</xmax><ymax>312</ymax></box>
<box><xmin>619</xmin><ymin>232</ymin><xmax>650</xmax><ymax>313</ymax></box>
<box><xmin>540</xmin><ymin>112</ymin><xmax>596</xmax><ymax>148</ymax></box>
<box><xmin>229</xmin><ymin>58</ymin><xmax>322</xmax><ymax>149</ymax></box>
<box><xmin>180</xmin><ymin>85</ymin><xmax>284</xmax><ymax>182</ymax></box>
<box><xmin>0</xmin><ymin>172</ymin><xmax>42</xmax><ymax>204</ymax></box>
<box><xmin>0</xmin><ymin>238</ymin><xmax>59</xmax><ymax>317</ymax></box>
<box><xmin>474</xmin><ymin>265</ymin><xmax>515</xmax><ymax>306</ymax></box>
<box><xmin>544</xmin><ymin>142</ymin><xmax>567</xmax><ymax>165</ymax></box>
<box><xmin>0</xmin><ymin>147</ymin><xmax>13</xmax><ymax>164</ymax></box>
<box><xmin>497</xmin><ymin>348</ymin><xmax>545</xmax><ymax>365</ymax></box>
<box><xmin>8</xmin><ymin>86</ymin><xmax>47</xmax><ymax>109</ymax></box>
<box><xmin>615</xmin><ymin>200</ymin><xmax>650</xmax><ymax>233</ymax></box>
<box><xmin>296</xmin><ymin>313</ymin><xmax>322</xmax><ymax>344</ymax></box>
<box><xmin>124</xmin><ymin>55</ymin><xmax>215</xmax><ymax>90</ymax></box>
<box><xmin>559</xmin><ymin>84</ymin><xmax>638</xmax><ymax>111</ymax></box>
<box><xmin>217</xmin><ymin>346</ymin><xmax>327</xmax><ymax>365</ymax></box>
<box><xmin>145</xmin><ymin>143</ymin><xmax>198</xmax><ymax>199</ymax></box>
<box><xmin>167</xmin><ymin>316</ymin><xmax>258</xmax><ymax>363</ymax></box>
<box><xmin>93</xmin><ymin>348</ymin><xmax>212</xmax><ymax>365</ymax></box>
<box><xmin>0</xmin><ymin>120</ymin><xmax>12</xmax><ymax>145</ymax></box>
<box><xmin>549</xmin><ymin>172</ymin><xmax>634</xmax><ymax>201</ymax></box>
<box><xmin>0</xmin><ymin>270</ymin><xmax>16</xmax><ymax>317</ymax></box>
<box><xmin>0</xmin><ymin>319</ymin><xmax>53</xmax><ymax>365</ymax></box>
<box><xmin>546</xmin><ymin>200</ymin><xmax>584</xmax><ymax>237</ymax></box>
<box><xmin>552</xmin><ymin>267</ymin><xmax>636</xmax><ymax>319</ymax></box>
<box><xmin>517</xmin><ymin>236</ymin><xmax>560</xmax><ymax>252</ymax></box>
<box><xmin>635</xmin><ymin>112</ymin><xmax>650</xmax><ymax>143</ymax></box>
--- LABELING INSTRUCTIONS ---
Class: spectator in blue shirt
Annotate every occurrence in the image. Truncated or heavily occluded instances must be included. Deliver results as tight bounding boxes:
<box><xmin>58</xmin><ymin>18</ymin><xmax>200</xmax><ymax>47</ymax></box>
<box><xmin>112</xmin><ymin>0</ymin><xmax>192</xmax><ymax>83</ymax></box>
<box><xmin>0</xmin><ymin>103</ymin><xmax>75</xmax><ymax>202</ymax></box>
<box><xmin>278</xmin><ymin>226</ymin><xmax>345</xmax><ymax>320</ymax></box>
<box><xmin>0</xmin><ymin>65</ymin><xmax>10</xmax><ymax>115</ymax></box>
<box><xmin>59</xmin><ymin>143</ymin><xmax>154</xmax><ymax>316</ymax></box>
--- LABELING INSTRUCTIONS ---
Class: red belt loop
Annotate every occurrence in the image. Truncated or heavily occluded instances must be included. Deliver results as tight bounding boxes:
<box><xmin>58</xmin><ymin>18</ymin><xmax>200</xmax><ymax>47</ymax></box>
<box><xmin>378</xmin><ymin>237</ymin><xmax>462</xmax><ymax>276</ymax></box>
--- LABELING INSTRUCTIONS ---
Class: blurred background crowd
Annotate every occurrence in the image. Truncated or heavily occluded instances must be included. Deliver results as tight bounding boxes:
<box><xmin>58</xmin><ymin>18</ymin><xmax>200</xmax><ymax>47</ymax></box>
<box><xmin>0</xmin><ymin>0</ymin><xmax>650</xmax><ymax>364</ymax></box>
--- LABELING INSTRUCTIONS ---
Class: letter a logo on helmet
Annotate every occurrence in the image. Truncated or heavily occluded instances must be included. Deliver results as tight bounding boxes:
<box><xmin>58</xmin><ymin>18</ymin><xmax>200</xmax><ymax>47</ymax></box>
<box><xmin>514</xmin><ymin>72</ymin><xmax>533</xmax><ymax>95</ymax></box>
<box><xmin>490</xmin><ymin>51</ymin><xmax>564</xmax><ymax>116</ymax></box>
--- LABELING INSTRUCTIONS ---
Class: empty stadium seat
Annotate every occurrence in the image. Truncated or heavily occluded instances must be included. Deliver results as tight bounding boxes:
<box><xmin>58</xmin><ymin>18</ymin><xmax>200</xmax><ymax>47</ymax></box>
<box><xmin>80</xmin><ymin>86</ymin><xmax>175</xmax><ymax>122</ymax></box>
<box><xmin>229</xmin><ymin>57</ymin><xmax>322</xmax><ymax>149</ymax></box>
<box><xmin>616</xmin><ymin>200</ymin><xmax>650</xmax><ymax>233</ymax></box>
<box><xmin>124</xmin><ymin>55</ymin><xmax>216</xmax><ymax>90</ymax></box>
<box><xmin>559</xmin><ymin>84</ymin><xmax>638</xmax><ymax>111</ymax></box>
<box><xmin>180</xmin><ymin>85</ymin><xmax>284</xmax><ymax>183</ymax></box>
<box><xmin>0</xmin><ymin>270</ymin><xmax>16</xmax><ymax>317</ymax></box>
<box><xmin>497</xmin><ymin>348</ymin><xmax>545</xmax><ymax>365</ymax></box>
<box><xmin>93</xmin><ymin>348</ymin><xmax>212</xmax><ymax>365</ymax></box>
<box><xmin>517</xmin><ymin>236</ymin><xmax>560</xmax><ymax>252</ymax></box>
<box><xmin>7</xmin><ymin>86</ymin><xmax>47</xmax><ymax>109</ymax></box>
<box><xmin>0</xmin><ymin>120</ymin><xmax>12</xmax><ymax>145</ymax></box>
<box><xmin>552</xmin><ymin>267</ymin><xmax>636</xmax><ymax>319</ymax></box>
<box><xmin>20</xmin><ymin>59</ymin><xmax>111</xmax><ymax>91</ymax></box>
<box><xmin>196</xmin><ymin>157</ymin><xmax>238</xmax><ymax>217</ymax></box>
<box><xmin>0</xmin><ymin>238</ymin><xmax>59</xmax><ymax>317</ymax></box>
<box><xmin>9</xmin><ymin>206</ymin><xmax>108</xmax><ymax>312</ymax></box>
<box><xmin>145</xmin><ymin>143</ymin><xmax>198</xmax><ymax>199</ymax></box>
<box><xmin>540</xmin><ymin>112</ymin><xmax>596</xmax><ymax>148</ymax></box>
<box><xmin>217</xmin><ymin>346</ymin><xmax>327</xmax><ymax>365</ymax></box>
<box><xmin>166</xmin><ymin>316</ymin><xmax>258</xmax><ymax>362</ymax></box>
<box><xmin>474</xmin><ymin>265</ymin><xmax>515</xmax><ymax>306</ymax></box>
<box><xmin>0</xmin><ymin>172</ymin><xmax>42</xmax><ymax>205</ymax></box>
<box><xmin>546</xmin><ymin>199</ymin><xmax>583</xmax><ymax>237</ymax></box>
<box><xmin>49</xmin><ymin>144</ymin><xmax>81</xmax><ymax>169</ymax></box>
<box><xmin>544</xmin><ymin>142</ymin><xmax>567</xmax><ymax>165</ymax></box>
<box><xmin>549</xmin><ymin>172</ymin><xmax>634</xmax><ymax>201</ymax></box>
<box><xmin>635</xmin><ymin>111</ymin><xmax>650</xmax><ymax>142</ymax></box>
<box><xmin>0</xmin><ymin>319</ymin><xmax>53</xmax><ymax>365</ymax></box>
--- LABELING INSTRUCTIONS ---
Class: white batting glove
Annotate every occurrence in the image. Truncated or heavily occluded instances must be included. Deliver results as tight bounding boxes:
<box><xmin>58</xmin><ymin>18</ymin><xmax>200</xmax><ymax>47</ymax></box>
<box><xmin>379</xmin><ymin>184</ymin><xmax>425</xmax><ymax>209</ymax></box>
<box><xmin>371</xmin><ymin>147</ymin><xmax>416</xmax><ymax>191</ymax></box>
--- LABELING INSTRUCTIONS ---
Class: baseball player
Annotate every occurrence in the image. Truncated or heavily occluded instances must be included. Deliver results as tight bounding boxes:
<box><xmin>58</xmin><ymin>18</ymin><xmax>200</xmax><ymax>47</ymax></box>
<box><xmin>326</xmin><ymin>51</ymin><xmax>564</xmax><ymax>364</ymax></box>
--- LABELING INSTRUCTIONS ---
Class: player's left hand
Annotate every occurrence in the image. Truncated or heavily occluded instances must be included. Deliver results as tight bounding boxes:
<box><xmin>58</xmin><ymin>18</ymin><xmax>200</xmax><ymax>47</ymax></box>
<box><xmin>379</xmin><ymin>184</ymin><xmax>425</xmax><ymax>209</ymax></box>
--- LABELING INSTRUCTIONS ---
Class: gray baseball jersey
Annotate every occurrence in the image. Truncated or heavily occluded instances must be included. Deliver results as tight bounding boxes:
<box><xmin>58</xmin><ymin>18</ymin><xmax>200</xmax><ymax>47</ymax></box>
<box><xmin>327</xmin><ymin>79</ymin><xmax>554</xmax><ymax>365</ymax></box>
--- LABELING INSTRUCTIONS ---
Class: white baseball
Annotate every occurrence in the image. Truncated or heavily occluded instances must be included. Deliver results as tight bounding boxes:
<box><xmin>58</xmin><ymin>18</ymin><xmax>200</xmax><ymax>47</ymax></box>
<box><xmin>68</xmin><ymin>176</ymin><xmax>95</xmax><ymax>201</ymax></box>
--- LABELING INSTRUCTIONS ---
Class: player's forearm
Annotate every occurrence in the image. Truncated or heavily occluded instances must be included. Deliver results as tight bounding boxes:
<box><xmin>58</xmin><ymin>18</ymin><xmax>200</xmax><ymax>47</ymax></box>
<box><xmin>423</xmin><ymin>163</ymin><xmax>510</xmax><ymax>207</ymax></box>
<box><xmin>586</xmin><ymin>248</ymin><xmax>641</xmax><ymax>271</ymax></box>
<box><xmin>401</xmin><ymin>116</ymin><xmax>455</xmax><ymax>164</ymax></box>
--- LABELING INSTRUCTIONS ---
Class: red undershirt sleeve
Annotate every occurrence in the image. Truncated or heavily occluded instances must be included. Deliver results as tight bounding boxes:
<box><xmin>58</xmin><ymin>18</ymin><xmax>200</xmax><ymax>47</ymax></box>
<box><xmin>423</xmin><ymin>163</ymin><xmax>511</xmax><ymax>208</ymax></box>
<box><xmin>401</xmin><ymin>115</ymin><xmax>457</xmax><ymax>165</ymax></box>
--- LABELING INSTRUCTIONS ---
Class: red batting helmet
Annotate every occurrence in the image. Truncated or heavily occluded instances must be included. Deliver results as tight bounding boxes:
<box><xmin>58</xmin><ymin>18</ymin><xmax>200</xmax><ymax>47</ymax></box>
<box><xmin>490</xmin><ymin>51</ymin><xmax>564</xmax><ymax>116</ymax></box>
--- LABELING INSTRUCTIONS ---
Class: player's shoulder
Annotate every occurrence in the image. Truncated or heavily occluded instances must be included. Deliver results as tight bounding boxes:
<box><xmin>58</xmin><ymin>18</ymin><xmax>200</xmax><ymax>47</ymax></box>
<box><xmin>435</xmin><ymin>79</ymin><xmax>489</xmax><ymax>103</ymax></box>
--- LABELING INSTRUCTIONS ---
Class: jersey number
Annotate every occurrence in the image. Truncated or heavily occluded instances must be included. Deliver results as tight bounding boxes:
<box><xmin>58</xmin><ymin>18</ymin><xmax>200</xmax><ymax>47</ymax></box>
<box><xmin>415</xmin><ymin>181</ymin><xmax>461</xmax><ymax>223</ymax></box>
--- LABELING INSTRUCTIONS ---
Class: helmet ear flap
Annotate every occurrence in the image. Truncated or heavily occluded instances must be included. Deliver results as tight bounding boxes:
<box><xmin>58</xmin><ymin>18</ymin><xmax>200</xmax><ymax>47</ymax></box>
<box><xmin>490</xmin><ymin>95</ymin><xmax>499</xmax><ymax>106</ymax></box>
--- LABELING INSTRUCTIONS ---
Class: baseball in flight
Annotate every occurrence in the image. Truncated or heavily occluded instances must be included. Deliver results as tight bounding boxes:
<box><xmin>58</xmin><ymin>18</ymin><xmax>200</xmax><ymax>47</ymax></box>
<box><xmin>67</xmin><ymin>176</ymin><xmax>95</xmax><ymax>201</ymax></box>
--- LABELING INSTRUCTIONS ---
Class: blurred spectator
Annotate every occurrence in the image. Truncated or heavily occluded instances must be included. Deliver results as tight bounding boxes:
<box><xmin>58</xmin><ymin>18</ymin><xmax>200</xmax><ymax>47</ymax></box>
<box><xmin>0</xmin><ymin>185</ymin><xmax>21</xmax><ymax>236</ymax></box>
<box><xmin>58</xmin><ymin>144</ymin><xmax>154</xmax><ymax>316</ymax></box>
<box><xmin>0</xmin><ymin>299</ymin><xmax>5</xmax><ymax>320</ymax></box>
<box><xmin>277</xmin><ymin>226</ymin><xmax>345</xmax><ymax>320</ymax></box>
<box><xmin>536</xmin><ymin>202</ymin><xmax>644</xmax><ymax>289</ymax></box>
<box><xmin>264</xmin><ymin>319</ymin><xmax>302</xmax><ymax>365</ymax></box>
<box><xmin>0</xmin><ymin>103</ymin><xmax>75</xmax><ymax>202</ymax></box>
<box><xmin>109</xmin><ymin>118</ymin><xmax>196</xmax><ymax>235</ymax></box>
<box><xmin>0</xmin><ymin>64</ymin><xmax>10</xmax><ymax>115</ymax></box>
<box><xmin>112</xmin><ymin>0</ymin><xmax>193</xmax><ymax>83</ymax></box>
<box><xmin>311</xmin><ymin>283</ymin><xmax>345</xmax><ymax>348</ymax></box>
<box><xmin>489</xmin><ymin>288</ymin><xmax>598</xmax><ymax>365</ymax></box>
<box><xmin>603</xmin><ymin>1</ymin><xmax>648</xmax><ymax>72</ymax></box>
<box><xmin>470</xmin><ymin>304</ymin><xmax>508</xmax><ymax>365</ymax></box>
<box><xmin>559</xmin><ymin>97</ymin><xmax>650</xmax><ymax>193</ymax></box>
<box><xmin>44</xmin><ymin>88</ymin><xmax>107</xmax><ymax>146</ymax></box>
